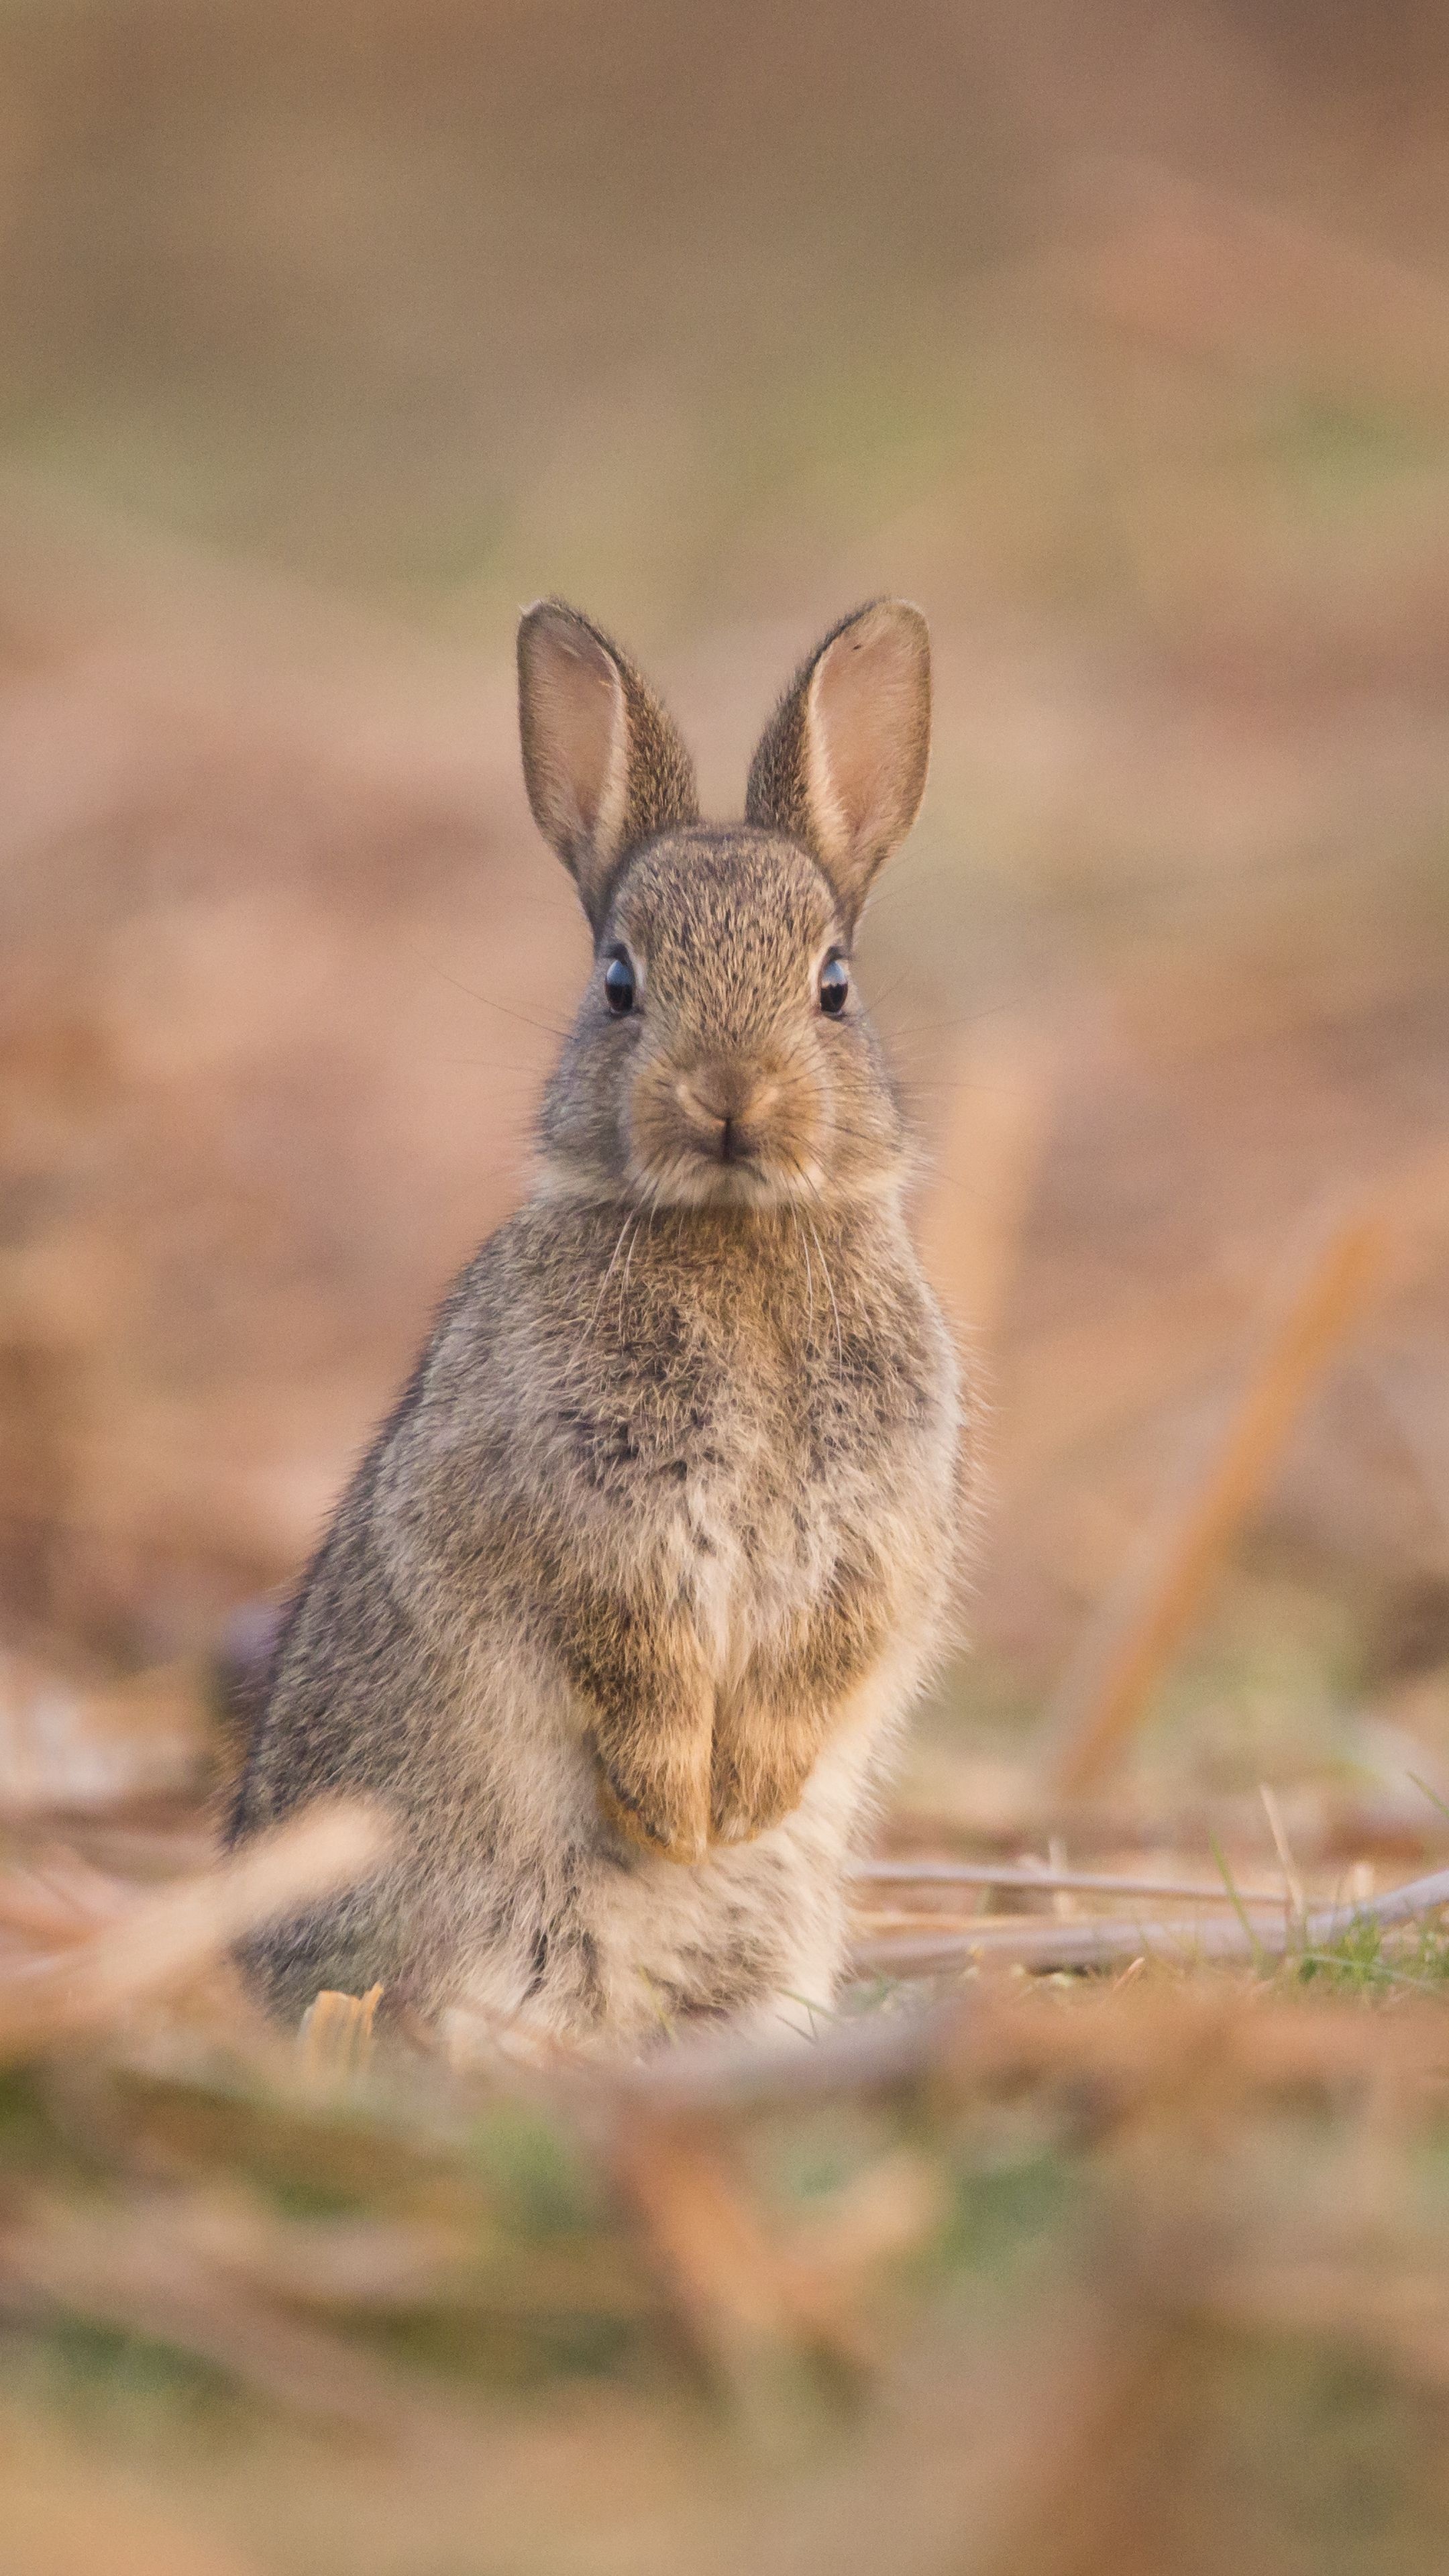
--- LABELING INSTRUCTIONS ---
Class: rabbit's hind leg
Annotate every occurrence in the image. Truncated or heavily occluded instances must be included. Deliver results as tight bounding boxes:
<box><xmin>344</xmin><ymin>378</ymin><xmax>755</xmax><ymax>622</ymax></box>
<box><xmin>236</xmin><ymin>1887</ymin><xmax>406</xmax><ymax>2029</ymax></box>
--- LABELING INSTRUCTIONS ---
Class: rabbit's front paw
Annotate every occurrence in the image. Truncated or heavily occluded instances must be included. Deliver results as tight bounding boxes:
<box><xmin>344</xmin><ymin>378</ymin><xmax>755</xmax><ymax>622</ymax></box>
<box><xmin>709</xmin><ymin>1732</ymin><xmax>814</xmax><ymax>1845</ymax></box>
<box><xmin>594</xmin><ymin>1739</ymin><xmax>710</xmax><ymax>1866</ymax></box>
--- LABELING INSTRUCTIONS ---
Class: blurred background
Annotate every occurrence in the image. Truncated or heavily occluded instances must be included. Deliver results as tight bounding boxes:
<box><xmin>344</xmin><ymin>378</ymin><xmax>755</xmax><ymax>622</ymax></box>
<box><xmin>7</xmin><ymin>9</ymin><xmax>1449</xmax><ymax>2567</ymax></box>
<box><xmin>8</xmin><ymin>0</ymin><xmax>1449</xmax><ymax>1814</ymax></box>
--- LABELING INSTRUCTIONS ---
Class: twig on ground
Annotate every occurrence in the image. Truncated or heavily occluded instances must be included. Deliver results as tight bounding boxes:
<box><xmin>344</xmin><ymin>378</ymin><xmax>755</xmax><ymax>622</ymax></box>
<box><xmin>299</xmin><ymin>1982</ymin><xmax>384</xmax><ymax>2078</ymax></box>
<box><xmin>851</xmin><ymin>1859</ymin><xmax>1449</xmax><ymax>1979</ymax></box>
<box><xmin>851</xmin><ymin>1858</ymin><xmax>1289</xmax><ymax>1903</ymax></box>
<box><xmin>1036</xmin><ymin>1205</ymin><xmax>1389</xmax><ymax>1800</ymax></box>
<box><xmin>0</xmin><ymin>1801</ymin><xmax>388</xmax><ymax>2059</ymax></box>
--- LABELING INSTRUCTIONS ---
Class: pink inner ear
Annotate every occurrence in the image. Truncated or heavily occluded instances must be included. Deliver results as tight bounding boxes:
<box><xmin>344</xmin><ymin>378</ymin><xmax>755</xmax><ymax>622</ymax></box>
<box><xmin>809</xmin><ymin>606</ymin><xmax>930</xmax><ymax>864</ymax></box>
<box><xmin>528</xmin><ymin>623</ymin><xmax>625</xmax><ymax>847</ymax></box>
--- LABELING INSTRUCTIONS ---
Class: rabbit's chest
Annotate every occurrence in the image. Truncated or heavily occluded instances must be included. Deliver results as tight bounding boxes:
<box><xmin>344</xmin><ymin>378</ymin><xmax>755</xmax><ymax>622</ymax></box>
<box><xmin>549</xmin><ymin>1235</ymin><xmax>955</xmax><ymax>1672</ymax></box>
<box><xmin>636</xmin><ymin>1333</ymin><xmax>931</xmax><ymax>1664</ymax></box>
<box><xmin>676</xmin><ymin>1426</ymin><xmax>820</xmax><ymax>1642</ymax></box>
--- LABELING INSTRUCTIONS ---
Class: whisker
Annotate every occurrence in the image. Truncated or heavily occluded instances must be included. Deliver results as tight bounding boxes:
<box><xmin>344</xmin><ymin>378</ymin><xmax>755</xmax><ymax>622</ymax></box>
<box><xmin>857</xmin><ymin>963</ymin><xmax>913</xmax><ymax>1018</ymax></box>
<box><xmin>881</xmin><ymin>996</ymin><xmax>1031</xmax><ymax>1044</ymax></box>
<box><xmin>790</xmin><ymin>1193</ymin><xmax>815</xmax><ymax>1348</ymax></box>
<box><xmin>587</xmin><ymin>1210</ymin><xmax>635</xmax><ymax>1339</ymax></box>
<box><xmin>617</xmin><ymin>1181</ymin><xmax>663</xmax><ymax>1334</ymax></box>
<box><xmin>894</xmin><ymin>1077</ymin><xmax>1030</xmax><ymax>1097</ymax></box>
<box><xmin>809</xmin><ymin>1214</ymin><xmax>843</xmax><ymax>1371</ymax></box>
<box><xmin>428</xmin><ymin>1057</ymin><xmax>551</xmax><ymax>1079</ymax></box>
<box><xmin>784</xmin><ymin>1159</ymin><xmax>844</xmax><ymax>1370</ymax></box>
<box><xmin>615</xmin><ymin>1210</ymin><xmax>645</xmax><ymax>1337</ymax></box>
<box><xmin>422</xmin><ymin>959</ymin><xmax>570</xmax><ymax>1045</ymax></box>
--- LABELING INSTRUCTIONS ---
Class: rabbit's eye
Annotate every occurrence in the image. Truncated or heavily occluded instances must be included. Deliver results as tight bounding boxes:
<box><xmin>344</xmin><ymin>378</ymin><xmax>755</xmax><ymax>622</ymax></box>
<box><xmin>818</xmin><ymin>955</ymin><xmax>849</xmax><ymax>1016</ymax></box>
<box><xmin>604</xmin><ymin>949</ymin><xmax>637</xmax><ymax>1015</ymax></box>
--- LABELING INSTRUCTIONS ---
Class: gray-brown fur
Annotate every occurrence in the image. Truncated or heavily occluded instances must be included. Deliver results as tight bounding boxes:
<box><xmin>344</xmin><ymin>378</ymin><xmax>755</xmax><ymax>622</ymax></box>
<box><xmin>231</xmin><ymin>601</ymin><xmax>967</xmax><ymax>2046</ymax></box>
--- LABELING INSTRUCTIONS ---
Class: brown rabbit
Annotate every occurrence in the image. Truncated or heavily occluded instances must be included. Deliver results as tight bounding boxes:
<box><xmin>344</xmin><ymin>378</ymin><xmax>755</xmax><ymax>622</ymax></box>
<box><xmin>229</xmin><ymin>600</ymin><xmax>967</xmax><ymax>2045</ymax></box>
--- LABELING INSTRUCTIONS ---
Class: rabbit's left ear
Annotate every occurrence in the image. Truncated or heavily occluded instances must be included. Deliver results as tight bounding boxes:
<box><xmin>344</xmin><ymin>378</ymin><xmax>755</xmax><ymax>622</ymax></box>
<box><xmin>745</xmin><ymin>600</ymin><xmax>930</xmax><ymax>928</ymax></box>
<box><xmin>518</xmin><ymin>600</ymin><xmax>699</xmax><ymax>929</ymax></box>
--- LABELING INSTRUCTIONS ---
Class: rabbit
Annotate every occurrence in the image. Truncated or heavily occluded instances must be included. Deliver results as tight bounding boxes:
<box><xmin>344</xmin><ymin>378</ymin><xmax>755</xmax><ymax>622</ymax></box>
<box><xmin>229</xmin><ymin>598</ymin><xmax>968</xmax><ymax>2047</ymax></box>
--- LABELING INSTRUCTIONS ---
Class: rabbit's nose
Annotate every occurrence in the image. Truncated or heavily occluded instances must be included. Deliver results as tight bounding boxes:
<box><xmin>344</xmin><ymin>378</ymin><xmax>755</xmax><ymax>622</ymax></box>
<box><xmin>676</xmin><ymin>1066</ymin><xmax>780</xmax><ymax>1160</ymax></box>
<box><xmin>678</xmin><ymin>1061</ymin><xmax>752</xmax><ymax>1122</ymax></box>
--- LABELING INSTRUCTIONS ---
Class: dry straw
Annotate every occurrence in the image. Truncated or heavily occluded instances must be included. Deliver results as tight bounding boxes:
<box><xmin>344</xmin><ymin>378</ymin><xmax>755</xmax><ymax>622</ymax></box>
<box><xmin>0</xmin><ymin>1799</ymin><xmax>387</xmax><ymax>2059</ymax></box>
<box><xmin>1037</xmin><ymin>1206</ymin><xmax>1388</xmax><ymax>1800</ymax></box>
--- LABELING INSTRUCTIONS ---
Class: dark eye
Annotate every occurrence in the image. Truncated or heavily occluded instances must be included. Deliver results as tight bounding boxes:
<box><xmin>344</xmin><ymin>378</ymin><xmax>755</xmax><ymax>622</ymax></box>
<box><xmin>604</xmin><ymin>949</ymin><xmax>636</xmax><ymax>1015</ymax></box>
<box><xmin>818</xmin><ymin>955</ymin><xmax>849</xmax><ymax>1016</ymax></box>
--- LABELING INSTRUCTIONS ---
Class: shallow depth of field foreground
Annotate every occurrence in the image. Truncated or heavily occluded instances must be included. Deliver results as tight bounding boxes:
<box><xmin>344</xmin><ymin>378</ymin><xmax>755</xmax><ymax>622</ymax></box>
<box><xmin>8</xmin><ymin>6</ymin><xmax>1449</xmax><ymax>2571</ymax></box>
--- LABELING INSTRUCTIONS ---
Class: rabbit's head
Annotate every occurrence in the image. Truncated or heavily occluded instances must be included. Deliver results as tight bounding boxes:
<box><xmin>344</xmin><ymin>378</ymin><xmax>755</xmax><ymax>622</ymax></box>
<box><xmin>519</xmin><ymin>600</ymin><xmax>930</xmax><ymax>1211</ymax></box>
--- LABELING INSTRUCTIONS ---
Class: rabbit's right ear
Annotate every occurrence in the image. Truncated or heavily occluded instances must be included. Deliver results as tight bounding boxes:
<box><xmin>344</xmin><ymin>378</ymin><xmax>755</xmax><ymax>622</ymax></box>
<box><xmin>745</xmin><ymin>600</ymin><xmax>930</xmax><ymax>930</ymax></box>
<box><xmin>517</xmin><ymin>601</ymin><xmax>699</xmax><ymax>928</ymax></box>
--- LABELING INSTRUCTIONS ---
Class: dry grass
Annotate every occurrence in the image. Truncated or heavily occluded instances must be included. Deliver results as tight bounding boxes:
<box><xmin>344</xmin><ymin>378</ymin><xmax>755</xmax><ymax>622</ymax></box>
<box><xmin>6</xmin><ymin>1852</ymin><xmax>1449</xmax><ymax>2573</ymax></box>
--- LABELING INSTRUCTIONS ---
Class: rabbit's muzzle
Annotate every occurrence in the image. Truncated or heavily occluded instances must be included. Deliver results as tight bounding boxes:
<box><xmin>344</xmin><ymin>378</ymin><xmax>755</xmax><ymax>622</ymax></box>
<box><xmin>674</xmin><ymin>1063</ymin><xmax>780</xmax><ymax>1165</ymax></box>
<box><xmin>629</xmin><ymin>1047</ymin><xmax>824</xmax><ymax>1204</ymax></box>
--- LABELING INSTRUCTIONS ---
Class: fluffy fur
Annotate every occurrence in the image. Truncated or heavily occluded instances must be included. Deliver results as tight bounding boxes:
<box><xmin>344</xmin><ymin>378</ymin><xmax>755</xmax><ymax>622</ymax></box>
<box><xmin>231</xmin><ymin>600</ymin><xmax>967</xmax><ymax>2046</ymax></box>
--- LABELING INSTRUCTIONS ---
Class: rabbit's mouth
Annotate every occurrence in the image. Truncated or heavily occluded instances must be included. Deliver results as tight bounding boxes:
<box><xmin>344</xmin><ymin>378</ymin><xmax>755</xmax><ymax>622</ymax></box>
<box><xmin>628</xmin><ymin>1137</ymin><xmax>820</xmax><ymax>1210</ymax></box>
<box><xmin>626</xmin><ymin>1060</ymin><xmax>826</xmax><ymax>1208</ymax></box>
<box><xmin>677</xmin><ymin>1167</ymin><xmax>809</xmax><ymax>1212</ymax></box>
